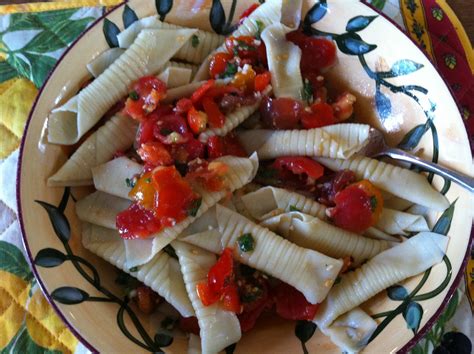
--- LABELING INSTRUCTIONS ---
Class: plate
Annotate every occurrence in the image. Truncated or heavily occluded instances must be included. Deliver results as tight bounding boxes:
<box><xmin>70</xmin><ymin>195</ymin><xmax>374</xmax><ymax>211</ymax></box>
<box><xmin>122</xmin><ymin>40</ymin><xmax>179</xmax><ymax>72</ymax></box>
<box><xmin>17</xmin><ymin>0</ymin><xmax>473</xmax><ymax>353</ymax></box>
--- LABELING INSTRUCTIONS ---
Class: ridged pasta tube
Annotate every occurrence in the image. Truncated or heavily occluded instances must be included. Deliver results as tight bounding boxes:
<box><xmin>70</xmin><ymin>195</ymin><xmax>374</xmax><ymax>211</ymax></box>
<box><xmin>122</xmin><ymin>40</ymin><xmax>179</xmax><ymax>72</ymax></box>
<box><xmin>198</xmin><ymin>86</ymin><xmax>271</xmax><ymax>142</ymax></box>
<box><xmin>48</xmin><ymin>28</ymin><xmax>196</xmax><ymax>145</ymax></box>
<box><xmin>158</xmin><ymin>66</ymin><xmax>193</xmax><ymax>88</ymax></box>
<box><xmin>81</xmin><ymin>222</ymin><xmax>194</xmax><ymax>317</ymax></box>
<box><xmin>173</xmin><ymin>241</ymin><xmax>241</xmax><ymax>354</ymax></box>
<box><xmin>117</xmin><ymin>16</ymin><xmax>224</xmax><ymax>64</ymax></box>
<box><xmin>316</xmin><ymin>155</ymin><xmax>449</xmax><ymax>211</ymax></box>
<box><xmin>180</xmin><ymin>205</ymin><xmax>343</xmax><ymax>304</ymax></box>
<box><xmin>237</xmin><ymin>123</ymin><xmax>370</xmax><ymax>159</ymax></box>
<box><xmin>314</xmin><ymin>232</ymin><xmax>449</xmax><ymax>328</ymax></box>
<box><xmin>260</xmin><ymin>212</ymin><xmax>390</xmax><ymax>265</ymax></box>
<box><xmin>86</xmin><ymin>48</ymin><xmax>124</xmax><ymax>77</ymax></box>
<box><xmin>48</xmin><ymin>115</ymin><xmax>137</xmax><ymax>187</ymax></box>
<box><xmin>376</xmin><ymin>208</ymin><xmax>429</xmax><ymax>235</ymax></box>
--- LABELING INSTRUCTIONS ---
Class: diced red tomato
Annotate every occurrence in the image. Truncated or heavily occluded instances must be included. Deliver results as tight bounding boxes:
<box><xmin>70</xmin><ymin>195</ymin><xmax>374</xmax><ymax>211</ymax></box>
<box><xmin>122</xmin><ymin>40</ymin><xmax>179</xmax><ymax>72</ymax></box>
<box><xmin>208</xmin><ymin>248</ymin><xmax>234</xmax><ymax>293</ymax></box>
<box><xmin>153</xmin><ymin>114</ymin><xmax>192</xmax><ymax>145</ymax></box>
<box><xmin>196</xmin><ymin>282</ymin><xmax>220</xmax><ymax>306</ymax></box>
<box><xmin>179</xmin><ymin>317</ymin><xmax>200</xmax><ymax>335</ymax></box>
<box><xmin>260</xmin><ymin>97</ymin><xmax>303</xmax><ymax>129</ymax></box>
<box><xmin>183</xmin><ymin>138</ymin><xmax>206</xmax><ymax>161</ymax></box>
<box><xmin>232</xmin><ymin>66</ymin><xmax>256</xmax><ymax>92</ymax></box>
<box><xmin>238</xmin><ymin>296</ymin><xmax>271</xmax><ymax>332</ymax></box>
<box><xmin>332</xmin><ymin>92</ymin><xmax>357</xmax><ymax>121</ymax></box>
<box><xmin>116</xmin><ymin>203</ymin><xmax>161</xmax><ymax>239</ymax></box>
<box><xmin>329</xmin><ymin>180</ymin><xmax>384</xmax><ymax>233</ymax></box>
<box><xmin>314</xmin><ymin>170</ymin><xmax>356</xmax><ymax>206</ymax></box>
<box><xmin>301</xmin><ymin>102</ymin><xmax>336</xmax><ymax>129</ymax></box>
<box><xmin>225</xmin><ymin>36</ymin><xmax>258</xmax><ymax>60</ymax></box>
<box><xmin>187</xmin><ymin>107</ymin><xmax>208</xmax><ymax>134</ymax></box>
<box><xmin>254</xmin><ymin>71</ymin><xmax>271</xmax><ymax>92</ymax></box>
<box><xmin>124</xmin><ymin>76</ymin><xmax>167</xmax><ymax>120</ymax></box>
<box><xmin>135</xmin><ymin>286</ymin><xmax>161</xmax><ymax>314</ymax></box>
<box><xmin>137</xmin><ymin>141</ymin><xmax>173</xmax><ymax>167</ymax></box>
<box><xmin>174</xmin><ymin>98</ymin><xmax>193</xmax><ymax>115</ymax></box>
<box><xmin>239</xmin><ymin>3</ymin><xmax>259</xmax><ymax>23</ymax></box>
<box><xmin>204</xmin><ymin>85</ymin><xmax>242</xmax><ymax>100</ymax></box>
<box><xmin>135</xmin><ymin>106</ymin><xmax>173</xmax><ymax>146</ymax></box>
<box><xmin>192</xmin><ymin>80</ymin><xmax>216</xmax><ymax>104</ymax></box>
<box><xmin>222</xmin><ymin>284</ymin><xmax>241</xmax><ymax>313</ymax></box>
<box><xmin>207</xmin><ymin>134</ymin><xmax>247</xmax><ymax>159</ymax></box>
<box><xmin>274</xmin><ymin>282</ymin><xmax>319</xmax><ymax>321</ymax></box>
<box><xmin>202</xmin><ymin>97</ymin><xmax>225</xmax><ymax>128</ymax></box>
<box><xmin>152</xmin><ymin>166</ymin><xmax>200</xmax><ymax>227</ymax></box>
<box><xmin>272</xmin><ymin>157</ymin><xmax>324</xmax><ymax>181</ymax></box>
<box><xmin>209</xmin><ymin>53</ymin><xmax>233</xmax><ymax>78</ymax></box>
<box><xmin>128</xmin><ymin>172</ymin><xmax>155</xmax><ymax>210</ymax></box>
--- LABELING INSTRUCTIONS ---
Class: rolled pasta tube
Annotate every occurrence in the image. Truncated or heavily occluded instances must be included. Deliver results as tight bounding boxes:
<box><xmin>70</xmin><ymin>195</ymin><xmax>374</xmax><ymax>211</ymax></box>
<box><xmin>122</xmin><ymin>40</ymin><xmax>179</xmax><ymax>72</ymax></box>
<box><xmin>181</xmin><ymin>205</ymin><xmax>343</xmax><ymax>304</ymax></box>
<box><xmin>314</xmin><ymin>232</ymin><xmax>449</xmax><ymax>328</ymax></box>
<box><xmin>158</xmin><ymin>66</ymin><xmax>193</xmax><ymax>88</ymax></box>
<box><xmin>87</xmin><ymin>48</ymin><xmax>125</xmax><ymax>78</ymax></box>
<box><xmin>198</xmin><ymin>86</ymin><xmax>271</xmax><ymax>142</ymax></box>
<box><xmin>376</xmin><ymin>208</ymin><xmax>429</xmax><ymax>235</ymax></box>
<box><xmin>381</xmin><ymin>191</ymin><xmax>413</xmax><ymax>211</ymax></box>
<box><xmin>237</xmin><ymin>123</ymin><xmax>370</xmax><ymax>159</ymax></box>
<box><xmin>48</xmin><ymin>28</ymin><xmax>196</xmax><ymax>145</ymax></box>
<box><xmin>260</xmin><ymin>212</ymin><xmax>390</xmax><ymax>265</ymax></box>
<box><xmin>319</xmin><ymin>307</ymin><xmax>377</xmax><ymax>353</ymax></box>
<box><xmin>316</xmin><ymin>155</ymin><xmax>449</xmax><ymax>211</ymax></box>
<box><xmin>81</xmin><ymin>222</ymin><xmax>194</xmax><ymax>317</ymax></box>
<box><xmin>92</xmin><ymin>157</ymin><xmax>143</xmax><ymax>200</ymax></box>
<box><xmin>172</xmin><ymin>241</ymin><xmax>241</xmax><ymax>354</ymax></box>
<box><xmin>364</xmin><ymin>227</ymin><xmax>400</xmax><ymax>243</ymax></box>
<box><xmin>48</xmin><ymin>115</ymin><xmax>137</xmax><ymax>187</ymax></box>
<box><xmin>193</xmin><ymin>0</ymin><xmax>282</xmax><ymax>82</ymax></box>
<box><xmin>117</xmin><ymin>16</ymin><xmax>224</xmax><ymax>64</ymax></box>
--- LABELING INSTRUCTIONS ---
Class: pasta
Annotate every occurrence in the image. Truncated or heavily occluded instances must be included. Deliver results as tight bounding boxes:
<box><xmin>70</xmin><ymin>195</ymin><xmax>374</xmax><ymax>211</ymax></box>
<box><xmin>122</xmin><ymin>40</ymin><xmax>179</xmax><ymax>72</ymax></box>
<box><xmin>237</xmin><ymin>123</ymin><xmax>370</xmax><ymax>159</ymax></box>
<box><xmin>48</xmin><ymin>28</ymin><xmax>196</xmax><ymax>145</ymax></box>
<box><xmin>87</xmin><ymin>48</ymin><xmax>124</xmax><ymax>78</ymax></box>
<box><xmin>48</xmin><ymin>115</ymin><xmax>137</xmax><ymax>187</ymax></box>
<box><xmin>157</xmin><ymin>66</ymin><xmax>193</xmax><ymax>88</ymax></box>
<box><xmin>316</xmin><ymin>155</ymin><xmax>449</xmax><ymax>211</ymax></box>
<box><xmin>180</xmin><ymin>205</ymin><xmax>343</xmax><ymax>304</ymax></box>
<box><xmin>260</xmin><ymin>212</ymin><xmax>390</xmax><ymax>265</ymax></box>
<box><xmin>81</xmin><ymin>222</ymin><xmax>194</xmax><ymax>317</ymax></box>
<box><xmin>173</xmin><ymin>241</ymin><xmax>241</xmax><ymax>354</ymax></box>
<box><xmin>314</xmin><ymin>232</ymin><xmax>449</xmax><ymax>328</ymax></box>
<box><xmin>375</xmin><ymin>208</ymin><xmax>429</xmax><ymax>235</ymax></box>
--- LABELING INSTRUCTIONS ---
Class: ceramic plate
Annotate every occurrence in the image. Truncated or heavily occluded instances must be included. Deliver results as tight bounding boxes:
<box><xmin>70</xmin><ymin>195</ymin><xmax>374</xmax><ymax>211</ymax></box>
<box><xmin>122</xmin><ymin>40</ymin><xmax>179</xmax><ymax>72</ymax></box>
<box><xmin>17</xmin><ymin>0</ymin><xmax>473</xmax><ymax>353</ymax></box>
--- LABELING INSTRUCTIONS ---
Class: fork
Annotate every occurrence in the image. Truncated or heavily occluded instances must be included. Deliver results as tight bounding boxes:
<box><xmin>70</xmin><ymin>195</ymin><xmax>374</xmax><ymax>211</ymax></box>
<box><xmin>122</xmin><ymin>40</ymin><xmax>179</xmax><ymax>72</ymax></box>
<box><xmin>361</xmin><ymin>128</ymin><xmax>474</xmax><ymax>193</ymax></box>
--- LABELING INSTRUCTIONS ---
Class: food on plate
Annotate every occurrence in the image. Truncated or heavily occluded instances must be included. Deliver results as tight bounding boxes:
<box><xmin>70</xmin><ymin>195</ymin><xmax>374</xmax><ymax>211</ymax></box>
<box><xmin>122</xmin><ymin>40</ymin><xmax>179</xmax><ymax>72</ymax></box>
<box><xmin>45</xmin><ymin>0</ymin><xmax>450</xmax><ymax>352</ymax></box>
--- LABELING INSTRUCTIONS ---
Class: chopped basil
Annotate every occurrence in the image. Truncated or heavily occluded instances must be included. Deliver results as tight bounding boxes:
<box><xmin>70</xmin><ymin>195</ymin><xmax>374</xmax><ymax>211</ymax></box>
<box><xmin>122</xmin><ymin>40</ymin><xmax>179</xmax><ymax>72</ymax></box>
<box><xmin>160</xmin><ymin>128</ymin><xmax>173</xmax><ymax>136</ymax></box>
<box><xmin>237</xmin><ymin>39</ymin><xmax>256</xmax><ymax>51</ymax></box>
<box><xmin>238</xmin><ymin>233</ymin><xmax>255</xmax><ymax>252</ymax></box>
<box><xmin>289</xmin><ymin>205</ymin><xmax>301</xmax><ymax>212</ymax></box>
<box><xmin>129</xmin><ymin>90</ymin><xmax>139</xmax><ymax>101</ymax></box>
<box><xmin>164</xmin><ymin>245</ymin><xmax>178</xmax><ymax>260</ymax></box>
<box><xmin>302</xmin><ymin>79</ymin><xmax>313</xmax><ymax>104</ymax></box>
<box><xmin>125</xmin><ymin>178</ymin><xmax>131</xmax><ymax>188</ymax></box>
<box><xmin>187</xmin><ymin>198</ymin><xmax>202</xmax><ymax>217</ymax></box>
<box><xmin>255</xmin><ymin>20</ymin><xmax>265</xmax><ymax>39</ymax></box>
<box><xmin>161</xmin><ymin>316</ymin><xmax>177</xmax><ymax>331</ymax></box>
<box><xmin>129</xmin><ymin>266</ymin><xmax>140</xmax><ymax>272</ymax></box>
<box><xmin>370</xmin><ymin>196</ymin><xmax>377</xmax><ymax>211</ymax></box>
<box><xmin>191</xmin><ymin>34</ymin><xmax>200</xmax><ymax>48</ymax></box>
<box><xmin>220</xmin><ymin>62</ymin><xmax>238</xmax><ymax>78</ymax></box>
<box><xmin>145</xmin><ymin>177</ymin><xmax>151</xmax><ymax>183</ymax></box>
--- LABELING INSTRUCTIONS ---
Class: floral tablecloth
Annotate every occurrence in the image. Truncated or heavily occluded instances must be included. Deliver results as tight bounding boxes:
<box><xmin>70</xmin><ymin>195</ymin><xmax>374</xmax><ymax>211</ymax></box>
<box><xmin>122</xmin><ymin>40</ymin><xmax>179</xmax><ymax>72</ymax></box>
<box><xmin>0</xmin><ymin>0</ymin><xmax>472</xmax><ymax>353</ymax></box>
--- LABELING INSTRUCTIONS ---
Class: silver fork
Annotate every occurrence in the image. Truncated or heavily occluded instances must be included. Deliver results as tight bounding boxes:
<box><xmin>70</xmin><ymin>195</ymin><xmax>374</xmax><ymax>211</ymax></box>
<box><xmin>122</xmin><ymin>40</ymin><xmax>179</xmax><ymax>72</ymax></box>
<box><xmin>361</xmin><ymin>128</ymin><xmax>474</xmax><ymax>193</ymax></box>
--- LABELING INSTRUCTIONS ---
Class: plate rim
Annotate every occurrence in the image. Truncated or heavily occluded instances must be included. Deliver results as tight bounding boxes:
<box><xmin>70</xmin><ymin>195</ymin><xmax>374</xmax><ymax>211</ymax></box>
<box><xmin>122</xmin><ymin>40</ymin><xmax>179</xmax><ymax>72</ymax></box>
<box><xmin>15</xmin><ymin>1</ymin><xmax>473</xmax><ymax>353</ymax></box>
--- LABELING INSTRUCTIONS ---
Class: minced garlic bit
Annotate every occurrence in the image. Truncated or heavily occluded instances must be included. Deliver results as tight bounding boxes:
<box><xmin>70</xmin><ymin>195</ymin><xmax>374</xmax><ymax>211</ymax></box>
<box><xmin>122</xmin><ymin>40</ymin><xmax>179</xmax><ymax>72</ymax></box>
<box><xmin>324</xmin><ymin>279</ymin><xmax>334</xmax><ymax>288</ymax></box>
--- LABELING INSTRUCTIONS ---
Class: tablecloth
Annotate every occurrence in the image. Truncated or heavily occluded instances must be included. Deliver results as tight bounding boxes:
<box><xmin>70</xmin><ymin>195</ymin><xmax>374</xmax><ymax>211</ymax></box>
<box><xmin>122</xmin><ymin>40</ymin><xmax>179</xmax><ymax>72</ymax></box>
<box><xmin>0</xmin><ymin>0</ymin><xmax>472</xmax><ymax>353</ymax></box>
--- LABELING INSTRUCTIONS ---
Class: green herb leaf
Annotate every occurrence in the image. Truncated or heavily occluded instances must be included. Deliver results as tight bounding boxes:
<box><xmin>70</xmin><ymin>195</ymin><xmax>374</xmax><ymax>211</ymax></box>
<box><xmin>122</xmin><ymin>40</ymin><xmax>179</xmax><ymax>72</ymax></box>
<box><xmin>145</xmin><ymin>177</ymin><xmax>152</xmax><ymax>183</ymax></box>
<box><xmin>129</xmin><ymin>90</ymin><xmax>139</xmax><ymax>101</ymax></box>
<box><xmin>129</xmin><ymin>266</ymin><xmax>140</xmax><ymax>272</ymax></box>
<box><xmin>221</xmin><ymin>62</ymin><xmax>238</xmax><ymax>78</ymax></box>
<box><xmin>370</xmin><ymin>196</ymin><xmax>377</xmax><ymax>211</ymax></box>
<box><xmin>256</xmin><ymin>20</ymin><xmax>265</xmax><ymax>39</ymax></box>
<box><xmin>187</xmin><ymin>198</ymin><xmax>202</xmax><ymax>217</ymax></box>
<box><xmin>238</xmin><ymin>233</ymin><xmax>255</xmax><ymax>252</ymax></box>
<box><xmin>191</xmin><ymin>34</ymin><xmax>200</xmax><ymax>48</ymax></box>
<box><xmin>289</xmin><ymin>205</ymin><xmax>301</xmax><ymax>212</ymax></box>
<box><xmin>302</xmin><ymin>80</ymin><xmax>313</xmax><ymax>104</ymax></box>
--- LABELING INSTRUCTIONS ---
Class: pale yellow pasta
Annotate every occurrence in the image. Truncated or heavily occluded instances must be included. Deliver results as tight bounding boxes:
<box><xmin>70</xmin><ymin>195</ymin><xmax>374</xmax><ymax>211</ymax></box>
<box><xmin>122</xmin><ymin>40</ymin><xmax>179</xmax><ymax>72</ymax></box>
<box><xmin>173</xmin><ymin>241</ymin><xmax>241</xmax><ymax>354</ymax></box>
<box><xmin>48</xmin><ymin>28</ymin><xmax>196</xmax><ymax>145</ymax></box>
<box><xmin>280</xmin><ymin>0</ymin><xmax>303</xmax><ymax>28</ymax></box>
<box><xmin>316</xmin><ymin>155</ymin><xmax>449</xmax><ymax>211</ymax></box>
<box><xmin>117</xmin><ymin>15</ymin><xmax>224</xmax><ymax>64</ymax></box>
<box><xmin>198</xmin><ymin>86</ymin><xmax>271</xmax><ymax>142</ymax></box>
<box><xmin>314</xmin><ymin>232</ymin><xmax>449</xmax><ymax>328</ymax></box>
<box><xmin>376</xmin><ymin>208</ymin><xmax>429</xmax><ymax>235</ymax></box>
<box><xmin>92</xmin><ymin>157</ymin><xmax>143</xmax><ymax>200</ymax></box>
<box><xmin>180</xmin><ymin>205</ymin><xmax>343</xmax><ymax>304</ymax></box>
<box><xmin>158</xmin><ymin>66</ymin><xmax>193</xmax><ymax>88</ymax></box>
<box><xmin>86</xmin><ymin>48</ymin><xmax>124</xmax><ymax>77</ymax></box>
<box><xmin>237</xmin><ymin>123</ymin><xmax>370</xmax><ymax>159</ymax></box>
<box><xmin>81</xmin><ymin>223</ymin><xmax>194</xmax><ymax>317</ymax></box>
<box><xmin>164</xmin><ymin>61</ymin><xmax>199</xmax><ymax>77</ymax></box>
<box><xmin>48</xmin><ymin>115</ymin><xmax>137</xmax><ymax>187</ymax></box>
<box><xmin>260</xmin><ymin>212</ymin><xmax>390</xmax><ymax>265</ymax></box>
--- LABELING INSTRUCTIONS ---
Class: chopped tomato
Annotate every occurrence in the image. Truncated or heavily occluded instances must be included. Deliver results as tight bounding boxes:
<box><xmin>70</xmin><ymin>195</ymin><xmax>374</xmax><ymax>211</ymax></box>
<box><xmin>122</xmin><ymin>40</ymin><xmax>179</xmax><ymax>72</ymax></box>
<box><xmin>332</xmin><ymin>92</ymin><xmax>356</xmax><ymax>121</ymax></box>
<box><xmin>187</xmin><ymin>107</ymin><xmax>208</xmax><ymax>134</ymax></box>
<box><xmin>204</xmin><ymin>85</ymin><xmax>242</xmax><ymax>100</ymax></box>
<box><xmin>272</xmin><ymin>157</ymin><xmax>324</xmax><ymax>181</ymax></box>
<box><xmin>202</xmin><ymin>97</ymin><xmax>225</xmax><ymax>128</ymax></box>
<box><xmin>329</xmin><ymin>180</ymin><xmax>384</xmax><ymax>233</ymax></box>
<box><xmin>260</xmin><ymin>97</ymin><xmax>303</xmax><ymax>129</ymax></box>
<box><xmin>116</xmin><ymin>203</ymin><xmax>161</xmax><ymax>239</ymax></box>
<box><xmin>128</xmin><ymin>172</ymin><xmax>155</xmax><ymax>210</ymax></box>
<box><xmin>232</xmin><ymin>66</ymin><xmax>256</xmax><ymax>91</ymax></box>
<box><xmin>124</xmin><ymin>76</ymin><xmax>167</xmax><ymax>120</ymax></box>
<box><xmin>153</xmin><ymin>114</ymin><xmax>192</xmax><ymax>145</ymax></box>
<box><xmin>301</xmin><ymin>102</ymin><xmax>336</xmax><ymax>129</ymax></box>
<box><xmin>174</xmin><ymin>98</ymin><xmax>193</xmax><ymax>115</ymax></box>
<box><xmin>207</xmin><ymin>134</ymin><xmax>247</xmax><ymax>159</ymax></box>
<box><xmin>135</xmin><ymin>106</ymin><xmax>173</xmax><ymax>146</ymax></box>
<box><xmin>186</xmin><ymin>160</ymin><xmax>229</xmax><ymax>192</ymax></box>
<box><xmin>152</xmin><ymin>166</ymin><xmax>200</xmax><ymax>227</ymax></box>
<box><xmin>222</xmin><ymin>284</ymin><xmax>241</xmax><ymax>313</ymax></box>
<box><xmin>209</xmin><ymin>53</ymin><xmax>233</xmax><ymax>78</ymax></box>
<box><xmin>239</xmin><ymin>3</ymin><xmax>259</xmax><ymax>23</ymax></box>
<box><xmin>137</xmin><ymin>141</ymin><xmax>173</xmax><ymax>167</ymax></box>
<box><xmin>208</xmin><ymin>248</ymin><xmax>234</xmax><ymax>293</ymax></box>
<box><xmin>274</xmin><ymin>282</ymin><xmax>319</xmax><ymax>321</ymax></box>
<box><xmin>196</xmin><ymin>282</ymin><xmax>220</xmax><ymax>306</ymax></box>
<box><xmin>192</xmin><ymin>80</ymin><xmax>215</xmax><ymax>104</ymax></box>
<box><xmin>225</xmin><ymin>36</ymin><xmax>258</xmax><ymax>60</ymax></box>
<box><xmin>183</xmin><ymin>138</ymin><xmax>206</xmax><ymax>161</ymax></box>
<box><xmin>238</xmin><ymin>295</ymin><xmax>271</xmax><ymax>332</ymax></box>
<box><xmin>314</xmin><ymin>170</ymin><xmax>356</xmax><ymax>206</ymax></box>
<box><xmin>135</xmin><ymin>285</ymin><xmax>161</xmax><ymax>314</ymax></box>
<box><xmin>254</xmin><ymin>71</ymin><xmax>271</xmax><ymax>92</ymax></box>
<box><xmin>179</xmin><ymin>317</ymin><xmax>200</xmax><ymax>335</ymax></box>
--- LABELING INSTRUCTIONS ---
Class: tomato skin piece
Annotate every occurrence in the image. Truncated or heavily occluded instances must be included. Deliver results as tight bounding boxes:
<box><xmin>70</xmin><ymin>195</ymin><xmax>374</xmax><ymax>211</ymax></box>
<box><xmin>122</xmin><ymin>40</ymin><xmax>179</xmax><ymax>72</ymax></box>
<box><xmin>179</xmin><ymin>317</ymin><xmax>200</xmax><ymax>335</ymax></box>
<box><xmin>191</xmin><ymin>80</ymin><xmax>215</xmax><ymax>104</ymax></box>
<box><xmin>207</xmin><ymin>134</ymin><xmax>247</xmax><ymax>159</ymax></box>
<box><xmin>222</xmin><ymin>284</ymin><xmax>242</xmax><ymax>313</ymax></box>
<box><xmin>254</xmin><ymin>71</ymin><xmax>271</xmax><ymax>92</ymax></box>
<box><xmin>202</xmin><ymin>97</ymin><xmax>225</xmax><ymax>128</ymax></box>
<box><xmin>225</xmin><ymin>36</ymin><xmax>258</xmax><ymax>59</ymax></box>
<box><xmin>187</xmin><ymin>107</ymin><xmax>208</xmax><ymax>134</ymax></box>
<box><xmin>124</xmin><ymin>76</ymin><xmax>167</xmax><ymax>120</ymax></box>
<box><xmin>274</xmin><ymin>282</ymin><xmax>320</xmax><ymax>321</ymax></box>
<box><xmin>137</xmin><ymin>141</ymin><xmax>173</xmax><ymax>167</ymax></box>
<box><xmin>209</xmin><ymin>53</ymin><xmax>233</xmax><ymax>78</ymax></box>
<box><xmin>196</xmin><ymin>282</ymin><xmax>220</xmax><ymax>306</ymax></box>
<box><xmin>174</xmin><ymin>98</ymin><xmax>193</xmax><ymax>115</ymax></box>
<box><xmin>301</xmin><ymin>102</ymin><xmax>336</xmax><ymax>129</ymax></box>
<box><xmin>260</xmin><ymin>97</ymin><xmax>303</xmax><ymax>129</ymax></box>
<box><xmin>153</xmin><ymin>114</ymin><xmax>192</xmax><ymax>145</ymax></box>
<box><xmin>239</xmin><ymin>3</ymin><xmax>259</xmax><ymax>23</ymax></box>
<box><xmin>208</xmin><ymin>248</ymin><xmax>234</xmax><ymax>293</ymax></box>
<box><xmin>116</xmin><ymin>203</ymin><xmax>161</xmax><ymax>239</ymax></box>
<box><xmin>272</xmin><ymin>157</ymin><xmax>324</xmax><ymax>180</ymax></box>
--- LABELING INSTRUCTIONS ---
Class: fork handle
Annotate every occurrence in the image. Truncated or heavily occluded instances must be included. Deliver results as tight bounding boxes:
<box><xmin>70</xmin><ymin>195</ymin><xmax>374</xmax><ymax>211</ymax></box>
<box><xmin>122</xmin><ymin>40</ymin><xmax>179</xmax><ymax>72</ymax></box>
<box><xmin>381</xmin><ymin>148</ymin><xmax>474</xmax><ymax>193</ymax></box>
